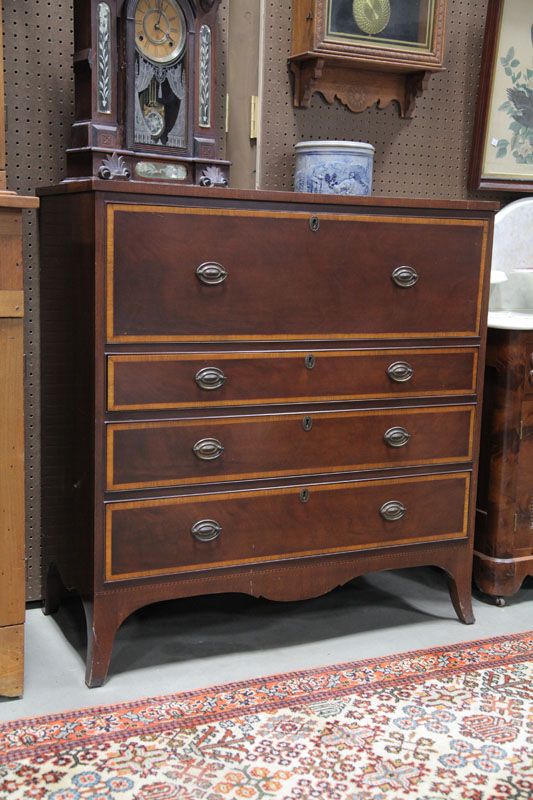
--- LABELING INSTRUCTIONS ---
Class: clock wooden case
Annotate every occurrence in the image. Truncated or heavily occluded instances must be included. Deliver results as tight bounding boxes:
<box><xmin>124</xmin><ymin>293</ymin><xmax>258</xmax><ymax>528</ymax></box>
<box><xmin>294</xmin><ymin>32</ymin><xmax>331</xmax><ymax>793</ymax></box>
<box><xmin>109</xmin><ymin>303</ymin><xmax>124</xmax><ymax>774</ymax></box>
<box><xmin>289</xmin><ymin>0</ymin><xmax>447</xmax><ymax>118</ymax></box>
<box><xmin>69</xmin><ymin>0</ymin><xmax>229</xmax><ymax>186</ymax></box>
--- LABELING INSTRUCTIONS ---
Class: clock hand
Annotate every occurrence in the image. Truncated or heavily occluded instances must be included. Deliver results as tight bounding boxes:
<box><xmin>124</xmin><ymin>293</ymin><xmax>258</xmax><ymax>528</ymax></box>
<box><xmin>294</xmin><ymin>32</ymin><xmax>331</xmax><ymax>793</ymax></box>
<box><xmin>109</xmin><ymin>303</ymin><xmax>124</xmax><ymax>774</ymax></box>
<box><xmin>154</xmin><ymin>2</ymin><xmax>167</xmax><ymax>37</ymax></box>
<box><xmin>156</xmin><ymin>0</ymin><xmax>164</xmax><ymax>29</ymax></box>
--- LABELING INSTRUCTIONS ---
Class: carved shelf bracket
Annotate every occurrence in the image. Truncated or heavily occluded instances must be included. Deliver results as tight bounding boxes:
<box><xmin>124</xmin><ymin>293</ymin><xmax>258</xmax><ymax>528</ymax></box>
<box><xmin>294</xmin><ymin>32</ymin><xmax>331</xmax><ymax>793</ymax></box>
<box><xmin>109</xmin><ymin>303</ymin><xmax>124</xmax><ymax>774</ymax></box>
<box><xmin>290</xmin><ymin>58</ymin><xmax>325</xmax><ymax>109</ymax></box>
<box><xmin>290</xmin><ymin>58</ymin><xmax>431</xmax><ymax>118</ymax></box>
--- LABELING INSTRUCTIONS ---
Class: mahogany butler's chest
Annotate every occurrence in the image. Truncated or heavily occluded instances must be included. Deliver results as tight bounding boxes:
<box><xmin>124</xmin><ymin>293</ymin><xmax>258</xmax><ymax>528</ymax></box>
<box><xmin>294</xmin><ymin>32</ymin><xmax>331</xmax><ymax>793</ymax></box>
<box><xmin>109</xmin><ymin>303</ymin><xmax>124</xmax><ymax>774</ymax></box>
<box><xmin>38</xmin><ymin>182</ymin><xmax>496</xmax><ymax>687</ymax></box>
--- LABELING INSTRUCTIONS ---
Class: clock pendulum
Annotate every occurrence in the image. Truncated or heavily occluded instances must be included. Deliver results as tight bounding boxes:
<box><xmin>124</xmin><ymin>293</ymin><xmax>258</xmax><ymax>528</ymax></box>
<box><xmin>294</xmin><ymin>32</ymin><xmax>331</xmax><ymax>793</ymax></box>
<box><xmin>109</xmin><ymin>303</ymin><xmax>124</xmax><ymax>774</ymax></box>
<box><xmin>352</xmin><ymin>0</ymin><xmax>391</xmax><ymax>36</ymax></box>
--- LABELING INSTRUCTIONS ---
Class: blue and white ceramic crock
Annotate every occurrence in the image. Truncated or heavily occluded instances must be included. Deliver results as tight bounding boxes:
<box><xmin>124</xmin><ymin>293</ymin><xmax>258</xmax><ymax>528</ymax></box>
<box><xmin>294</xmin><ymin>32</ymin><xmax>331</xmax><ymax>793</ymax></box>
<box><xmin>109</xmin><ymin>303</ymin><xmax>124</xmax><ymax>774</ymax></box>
<box><xmin>294</xmin><ymin>140</ymin><xmax>375</xmax><ymax>196</ymax></box>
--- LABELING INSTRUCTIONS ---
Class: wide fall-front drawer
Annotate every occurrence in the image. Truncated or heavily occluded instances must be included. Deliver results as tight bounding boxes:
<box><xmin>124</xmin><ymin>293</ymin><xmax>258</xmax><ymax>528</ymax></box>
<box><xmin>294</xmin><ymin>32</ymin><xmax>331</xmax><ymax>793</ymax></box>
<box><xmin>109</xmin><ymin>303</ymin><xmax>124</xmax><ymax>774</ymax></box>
<box><xmin>107</xmin><ymin>405</ymin><xmax>475</xmax><ymax>490</ymax></box>
<box><xmin>108</xmin><ymin>347</ymin><xmax>478</xmax><ymax>410</ymax></box>
<box><xmin>105</xmin><ymin>472</ymin><xmax>471</xmax><ymax>581</ymax></box>
<box><xmin>107</xmin><ymin>204</ymin><xmax>489</xmax><ymax>342</ymax></box>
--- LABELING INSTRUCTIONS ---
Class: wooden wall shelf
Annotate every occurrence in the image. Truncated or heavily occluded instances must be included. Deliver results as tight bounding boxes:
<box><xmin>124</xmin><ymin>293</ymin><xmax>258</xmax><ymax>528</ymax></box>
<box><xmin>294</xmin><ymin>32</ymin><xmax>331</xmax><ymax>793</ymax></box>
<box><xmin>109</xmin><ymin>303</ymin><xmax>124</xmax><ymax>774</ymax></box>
<box><xmin>289</xmin><ymin>0</ymin><xmax>447</xmax><ymax>118</ymax></box>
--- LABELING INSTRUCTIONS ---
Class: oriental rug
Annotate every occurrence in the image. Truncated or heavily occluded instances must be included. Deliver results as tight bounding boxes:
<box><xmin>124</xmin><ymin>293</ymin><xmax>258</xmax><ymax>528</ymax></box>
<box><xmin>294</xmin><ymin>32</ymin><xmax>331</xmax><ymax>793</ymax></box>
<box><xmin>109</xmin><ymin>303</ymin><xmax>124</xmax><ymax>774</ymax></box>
<box><xmin>0</xmin><ymin>631</ymin><xmax>532</xmax><ymax>800</ymax></box>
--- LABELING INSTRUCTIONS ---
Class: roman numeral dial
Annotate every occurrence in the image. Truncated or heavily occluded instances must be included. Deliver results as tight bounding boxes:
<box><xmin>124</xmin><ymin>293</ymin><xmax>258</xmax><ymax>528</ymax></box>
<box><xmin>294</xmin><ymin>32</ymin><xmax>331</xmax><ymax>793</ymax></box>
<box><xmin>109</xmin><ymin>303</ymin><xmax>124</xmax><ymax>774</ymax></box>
<box><xmin>135</xmin><ymin>0</ymin><xmax>187</xmax><ymax>65</ymax></box>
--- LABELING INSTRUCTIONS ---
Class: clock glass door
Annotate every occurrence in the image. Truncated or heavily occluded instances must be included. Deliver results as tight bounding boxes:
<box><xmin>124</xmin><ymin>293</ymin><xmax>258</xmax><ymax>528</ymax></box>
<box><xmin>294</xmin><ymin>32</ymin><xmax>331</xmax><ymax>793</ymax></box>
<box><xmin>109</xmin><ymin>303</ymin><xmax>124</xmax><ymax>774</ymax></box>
<box><xmin>132</xmin><ymin>0</ymin><xmax>188</xmax><ymax>149</ymax></box>
<box><xmin>325</xmin><ymin>0</ymin><xmax>436</xmax><ymax>51</ymax></box>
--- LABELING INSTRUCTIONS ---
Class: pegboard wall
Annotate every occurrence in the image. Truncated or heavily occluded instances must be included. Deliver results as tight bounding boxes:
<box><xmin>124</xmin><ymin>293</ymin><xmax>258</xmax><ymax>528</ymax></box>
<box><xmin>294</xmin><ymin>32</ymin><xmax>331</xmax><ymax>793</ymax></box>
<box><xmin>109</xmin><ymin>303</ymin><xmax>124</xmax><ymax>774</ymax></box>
<box><xmin>2</xmin><ymin>0</ymin><xmax>227</xmax><ymax>601</ymax></box>
<box><xmin>258</xmin><ymin>0</ymin><xmax>513</xmax><ymax>202</ymax></box>
<box><xmin>1</xmin><ymin>1</ymin><xmax>515</xmax><ymax>601</ymax></box>
<box><xmin>3</xmin><ymin>0</ymin><xmax>75</xmax><ymax>601</ymax></box>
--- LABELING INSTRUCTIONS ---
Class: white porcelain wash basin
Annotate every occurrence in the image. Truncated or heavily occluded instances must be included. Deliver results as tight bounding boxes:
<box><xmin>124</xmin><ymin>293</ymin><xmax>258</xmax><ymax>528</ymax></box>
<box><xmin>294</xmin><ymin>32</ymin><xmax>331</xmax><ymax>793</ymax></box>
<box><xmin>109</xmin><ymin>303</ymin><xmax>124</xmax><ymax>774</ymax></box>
<box><xmin>488</xmin><ymin>198</ymin><xmax>533</xmax><ymax>330</ymax></box>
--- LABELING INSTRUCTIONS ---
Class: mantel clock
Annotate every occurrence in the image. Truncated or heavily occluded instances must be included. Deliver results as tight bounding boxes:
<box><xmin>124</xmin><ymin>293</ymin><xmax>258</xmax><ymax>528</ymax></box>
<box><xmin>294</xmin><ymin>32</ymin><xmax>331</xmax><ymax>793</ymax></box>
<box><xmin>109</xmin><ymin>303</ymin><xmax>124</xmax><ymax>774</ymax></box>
<box><xmin>289</xmin><ymin>0</ymin><xmax>447</xmax><ymax>118</ymax></box>
<box><xmin>68</xmin><ymin>0</ymin><xmax>229</xmax><ymax>186</ymax></box>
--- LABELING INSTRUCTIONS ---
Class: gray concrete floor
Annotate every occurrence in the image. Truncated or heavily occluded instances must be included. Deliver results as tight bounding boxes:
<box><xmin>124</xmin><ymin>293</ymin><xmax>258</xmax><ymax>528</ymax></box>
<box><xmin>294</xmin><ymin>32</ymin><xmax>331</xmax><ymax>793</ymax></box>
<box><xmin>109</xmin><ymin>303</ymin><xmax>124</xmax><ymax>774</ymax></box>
<box><xmin>1</xmin><ymin>567</ymin><xmax>531</xmax><ymax>723</ymax></box>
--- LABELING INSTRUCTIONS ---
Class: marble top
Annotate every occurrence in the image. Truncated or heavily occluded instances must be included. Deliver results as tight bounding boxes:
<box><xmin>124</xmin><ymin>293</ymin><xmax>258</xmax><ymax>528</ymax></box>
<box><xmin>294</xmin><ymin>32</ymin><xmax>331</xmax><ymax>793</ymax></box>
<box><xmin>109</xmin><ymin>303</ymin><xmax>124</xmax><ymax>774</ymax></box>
<box><xmin>488</xmin><ymin>310</ymin><xmax>533</xmax><ymax>331</ymax></box>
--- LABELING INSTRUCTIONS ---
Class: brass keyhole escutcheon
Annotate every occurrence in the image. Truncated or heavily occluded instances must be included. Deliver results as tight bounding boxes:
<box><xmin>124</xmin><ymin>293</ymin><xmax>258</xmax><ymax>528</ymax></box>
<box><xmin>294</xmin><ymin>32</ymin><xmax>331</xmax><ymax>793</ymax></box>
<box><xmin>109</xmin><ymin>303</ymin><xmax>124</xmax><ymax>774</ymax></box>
<box><xmin>309</xmin><ymin>215</ymin><xmax>320</xmax><ymax>232</ymax></box>
<box><xmin>299</xmin><ymin>488</ymin><xmax>310</xmax><ymax>503</ymax></box>
<box><xmin>305</xmin><ymin>353</ymin><xmax>316</xmax><ymax>369</ymax></box>
<box><xmin>302</xmin><ymin>415</ymin><xmax>313</xmax><ymax>431</ymax></box>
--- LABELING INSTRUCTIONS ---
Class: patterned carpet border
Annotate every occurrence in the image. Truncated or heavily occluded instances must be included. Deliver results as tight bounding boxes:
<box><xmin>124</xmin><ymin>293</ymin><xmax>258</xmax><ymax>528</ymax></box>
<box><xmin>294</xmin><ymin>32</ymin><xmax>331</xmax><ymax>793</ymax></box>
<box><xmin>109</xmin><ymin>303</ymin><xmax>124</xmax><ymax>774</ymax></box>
<box><xmin>1</xmin><ymin>630</ymin><xmax>532</xmax><ymax>766</ymax></box>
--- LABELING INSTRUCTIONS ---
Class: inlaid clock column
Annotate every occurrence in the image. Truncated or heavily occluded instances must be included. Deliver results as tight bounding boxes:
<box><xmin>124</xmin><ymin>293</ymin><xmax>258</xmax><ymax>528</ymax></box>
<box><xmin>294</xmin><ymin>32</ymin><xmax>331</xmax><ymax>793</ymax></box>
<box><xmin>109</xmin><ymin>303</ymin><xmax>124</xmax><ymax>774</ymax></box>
<box><xmin>0</xmin><ymin>6</ymin><xmax>39</xmax><ymax>697</ymax></box>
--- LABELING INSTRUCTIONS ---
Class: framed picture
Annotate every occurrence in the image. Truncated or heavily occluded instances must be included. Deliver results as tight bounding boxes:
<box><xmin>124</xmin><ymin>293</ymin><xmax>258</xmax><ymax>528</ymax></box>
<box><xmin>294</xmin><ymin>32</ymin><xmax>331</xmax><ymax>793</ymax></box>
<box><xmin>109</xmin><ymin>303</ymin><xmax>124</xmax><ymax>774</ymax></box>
<box><xmin>469</xmin><ymin>0</ymin><xmax>533</xmax><ymax>192</ymax></box>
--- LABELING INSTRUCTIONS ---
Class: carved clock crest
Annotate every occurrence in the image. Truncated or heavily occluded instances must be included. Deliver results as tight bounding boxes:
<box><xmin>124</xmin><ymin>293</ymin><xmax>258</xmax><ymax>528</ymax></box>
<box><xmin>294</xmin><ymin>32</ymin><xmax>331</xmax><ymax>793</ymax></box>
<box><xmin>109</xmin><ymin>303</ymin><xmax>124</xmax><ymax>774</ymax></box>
<box><xmin>68</xmin><ymin>0</ymin><xmax>229</xmax><ymax>186</ymax></box>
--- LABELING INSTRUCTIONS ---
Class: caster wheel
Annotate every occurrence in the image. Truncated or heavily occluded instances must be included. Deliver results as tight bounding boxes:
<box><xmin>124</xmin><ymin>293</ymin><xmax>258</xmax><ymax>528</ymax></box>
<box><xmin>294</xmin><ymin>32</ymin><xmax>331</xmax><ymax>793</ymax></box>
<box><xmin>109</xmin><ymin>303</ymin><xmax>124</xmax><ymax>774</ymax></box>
<box><xmin>495</xmin><ymin>596</ymin><xmax>506</xmax><ymax>607</ymax></box>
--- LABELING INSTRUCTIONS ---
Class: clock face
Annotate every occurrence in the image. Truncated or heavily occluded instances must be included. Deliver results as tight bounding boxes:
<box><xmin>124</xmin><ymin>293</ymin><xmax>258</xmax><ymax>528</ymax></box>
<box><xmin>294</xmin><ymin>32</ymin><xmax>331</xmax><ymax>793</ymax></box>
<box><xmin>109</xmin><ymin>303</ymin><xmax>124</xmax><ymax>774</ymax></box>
<box><xmin>135</xmin><ymin>0</ymin><xmax>187</xmax><ymax>65</ymax></box>
<box><xmin>326</xmin><ymin>0</ymin><xmax>436</xmax><ymax>50</ymax></box>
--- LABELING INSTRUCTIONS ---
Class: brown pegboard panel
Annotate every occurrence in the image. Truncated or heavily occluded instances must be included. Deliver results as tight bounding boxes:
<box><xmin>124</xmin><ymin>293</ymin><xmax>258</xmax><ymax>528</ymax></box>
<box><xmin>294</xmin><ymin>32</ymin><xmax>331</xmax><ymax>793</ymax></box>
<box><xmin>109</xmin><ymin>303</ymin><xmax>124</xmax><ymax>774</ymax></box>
<box><xmin>3</xmin><ymin>0</ymin><xmax>75</xmax><ymax>601</ymax></box>
<box><xmin>2</xmin><ymin>1</ymin><xmax>228</xmax><ymax>602</ymax></box>
<box><xmin>216</xmin><ymin>0</ymin><xmax>229</xmax><ymax>161</ymax></box>
<box><xmin>258</xmin><ymin>0</ymin><xmax>512</xmax><ymax>203</ymax></box>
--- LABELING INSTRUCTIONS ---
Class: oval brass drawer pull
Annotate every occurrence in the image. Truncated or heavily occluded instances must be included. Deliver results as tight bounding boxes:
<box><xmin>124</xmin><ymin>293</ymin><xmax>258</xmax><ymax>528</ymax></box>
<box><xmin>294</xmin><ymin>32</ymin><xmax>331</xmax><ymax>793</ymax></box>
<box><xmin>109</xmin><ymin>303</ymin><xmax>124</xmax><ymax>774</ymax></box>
<box><xmin>196</xmin><ymin>261</ymin><xmax>228</xmax><ymax>285</ymax></box>
<box><xmin>387</xmin><ymin>361</ymin><xmax>414</xmax><ymax>383</ymax></box>
<box><xmin>384</xmin><ymin>426</ymin><xmax>411</xmax><ymax>448</ymax></box>
<box><xmin>380</xmin><ymin>500</ymin><xmax>407</xmax><ymax>522</ymax></box>
<box><xmin>193</xmin><ymin>437</ymin><xmax>225</xmax><ymax>461</ymax></box>
<box><xmin>392</xmin><ymin>266</ymin><xmax>419</xmax><ymax>288</ymax></box>
<box><xmin>194</xmin><ymin>366</ymin><xmax>227</xmax><ymax>391</ymax></box>
<box><xmin>191</xmin><ymin>519</ymin><xmax>222</xmax><ymax>542</ymax></box>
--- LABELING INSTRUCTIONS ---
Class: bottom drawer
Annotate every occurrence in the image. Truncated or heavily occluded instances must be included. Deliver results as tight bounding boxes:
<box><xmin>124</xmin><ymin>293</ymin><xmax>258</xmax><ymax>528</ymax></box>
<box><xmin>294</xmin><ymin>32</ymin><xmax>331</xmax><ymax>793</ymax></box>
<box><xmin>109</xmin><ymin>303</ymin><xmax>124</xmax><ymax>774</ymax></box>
<box><xmin>105</xmin><ymin>472</ymin><xmax>470</xmax><ymax>581</ymax></box>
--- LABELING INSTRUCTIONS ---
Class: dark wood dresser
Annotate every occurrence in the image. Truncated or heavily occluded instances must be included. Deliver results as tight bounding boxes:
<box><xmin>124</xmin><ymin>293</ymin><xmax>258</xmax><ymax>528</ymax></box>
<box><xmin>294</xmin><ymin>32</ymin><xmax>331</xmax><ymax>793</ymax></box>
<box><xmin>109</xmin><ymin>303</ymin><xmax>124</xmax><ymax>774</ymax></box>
<box><xmin>475</xmin><ymin>326</ymin><xmax>533</xmax><ymax>604</ymax></box>
<box><xmin>38</xmin><ymin>182</ymin><xmax>496</xmax><ymax>687</ymax></box>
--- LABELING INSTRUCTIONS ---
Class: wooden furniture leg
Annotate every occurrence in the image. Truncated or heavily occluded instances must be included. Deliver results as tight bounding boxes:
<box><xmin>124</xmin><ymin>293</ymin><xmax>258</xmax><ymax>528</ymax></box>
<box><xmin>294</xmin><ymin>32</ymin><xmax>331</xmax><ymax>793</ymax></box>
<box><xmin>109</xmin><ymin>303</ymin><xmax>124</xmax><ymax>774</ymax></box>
<box><xmin>84</xmin><ymin>596</ymin><xmax>123</xmax><ymax>688</ymax></box>
<box><xmin>446</xmin><ymin>560</ymin><xmax>475</xmax><ymax>625</ymax></box>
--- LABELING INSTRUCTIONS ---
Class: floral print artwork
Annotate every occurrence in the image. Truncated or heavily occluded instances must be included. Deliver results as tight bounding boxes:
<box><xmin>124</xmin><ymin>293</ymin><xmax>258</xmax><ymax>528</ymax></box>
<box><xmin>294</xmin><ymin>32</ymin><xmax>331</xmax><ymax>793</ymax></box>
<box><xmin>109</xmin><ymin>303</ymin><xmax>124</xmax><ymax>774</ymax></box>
<box><xmin>493</xmin><ymin>28</ymin><xmax>533</xmax><ymax>166</ymax></box>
